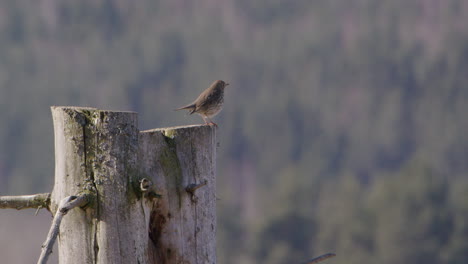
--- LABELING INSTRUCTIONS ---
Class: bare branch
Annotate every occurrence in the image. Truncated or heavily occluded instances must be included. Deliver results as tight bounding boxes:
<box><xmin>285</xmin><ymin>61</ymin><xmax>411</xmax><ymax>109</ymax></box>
<box><xmin>185</xmin><ymin>180</ymin><xmax>208</xmax><ymax>203</ymax></box>
<box><xmin>37</xmin><ymin>194</ymin><xmax>90</xmax><ymax>264</ymax></box>
<box><xmin>302</xmin><ymin>253</ymin><xmax>336</xmax><ymax>264</ymax></box>
<box><xmin>0</xmin><ymin>193</ymin><xmax>50</xmax><ymax>210</ymax></box>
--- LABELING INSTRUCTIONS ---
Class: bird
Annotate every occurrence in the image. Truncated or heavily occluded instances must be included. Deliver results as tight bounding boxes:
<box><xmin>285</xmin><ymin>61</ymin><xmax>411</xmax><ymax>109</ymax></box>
<box><xmin>175</xmin><ymin>80</ymin><xmax>229</xmax><ymax>127</ymax></box>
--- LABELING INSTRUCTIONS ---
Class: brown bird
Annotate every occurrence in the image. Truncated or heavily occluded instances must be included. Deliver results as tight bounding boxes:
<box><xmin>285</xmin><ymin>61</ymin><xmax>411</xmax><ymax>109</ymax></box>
<box><xmin>175</xmin><ymin>80</ymin><xmax>229</xmax><ymax>127</ymax></box>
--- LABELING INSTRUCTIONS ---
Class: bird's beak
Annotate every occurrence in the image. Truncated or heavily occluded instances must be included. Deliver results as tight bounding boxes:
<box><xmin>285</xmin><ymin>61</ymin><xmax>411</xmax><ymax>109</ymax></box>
<box><xmin>225</xmin><ymin>82</ymin><xmax>230</xmax><ymax>86</ymax></box>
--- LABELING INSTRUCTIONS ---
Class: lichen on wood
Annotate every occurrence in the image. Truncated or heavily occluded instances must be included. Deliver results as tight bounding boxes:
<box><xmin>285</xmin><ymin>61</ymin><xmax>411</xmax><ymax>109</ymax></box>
<box><xmin>140</xmin><ymin>125</ymin><xmax>217</xmax><ymax>264</ymax></box>
<box><xmin>0</xmin><ymin>193</ymin><xmax>51</xmax><ymax>210</ymax></box>
<box><xmin>159</xmin><ymin>135</ymin><xmax>184</xmax><ymax>208</ymax></box>
<box><xmin>51</xmin><ymin>106</ymin><xmax>148</xmax><ymax>264</ymax></box>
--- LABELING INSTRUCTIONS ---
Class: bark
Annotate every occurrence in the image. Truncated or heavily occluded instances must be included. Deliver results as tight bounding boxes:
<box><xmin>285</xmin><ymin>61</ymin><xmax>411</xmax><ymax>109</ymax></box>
<box><xmin>140</xmin><ymin>125</ymin><xmax>217</xmax><ymax>264</ymax></box>
<box><xmin>0</xmin><ymin>193</ymin><xmax>50</xmax><ymax>210</ymax></box>
<box><xmin>51</xmin><ymin>106</ymin><xmax>148</xmax><ymax>264</ymax></box>
<box><xmin>38</xmin><ymin>194</ymin><xmax>89</xmax><ymax>264</ymax></box>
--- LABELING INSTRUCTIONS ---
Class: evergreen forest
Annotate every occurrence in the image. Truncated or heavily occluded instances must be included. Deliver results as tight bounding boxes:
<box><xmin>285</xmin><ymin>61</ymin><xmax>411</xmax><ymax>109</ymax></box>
<box><xmin>0</xmin><ymin>1</ymin><xmax>467</xmax><ymax>263</ymax></box>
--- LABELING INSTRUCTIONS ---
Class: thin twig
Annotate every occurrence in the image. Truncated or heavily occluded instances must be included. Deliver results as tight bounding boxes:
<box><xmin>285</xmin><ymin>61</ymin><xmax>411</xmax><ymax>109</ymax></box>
<box><xmin>185</xmin><ymin>180</ymin><xmax>208</xmax><ymax>203</ymax></box>
<box><xmin>35</xmin><ymin>205</ymin><xmax>44</xmax><ymax>216</ymax></box>
<box><xmin>185</xmin><ymin>180</ymin><xmax>208</xmax><ymax>194</ymax></box>
<box><xmin>0</xmin><ymin>193</ymin><xmax>51</xmax><ymax>210</ymax></box>
<box><xmin>37</xmin><ymin>194</ymin><xmax>90</xmax><ymax>264</ymax></box>
<box><xmin>302</xmin><ymin>253</ymin><xmax>336</xmax><ymax>264</ymax></box>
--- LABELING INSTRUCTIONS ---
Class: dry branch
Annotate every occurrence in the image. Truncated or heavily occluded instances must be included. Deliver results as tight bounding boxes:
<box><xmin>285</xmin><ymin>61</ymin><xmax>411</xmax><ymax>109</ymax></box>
<box><xmin>302</xmin><ymin>253</ymin><xmax>336</xmax><ymax>264</ymax></box>
<box><xmin>37</xmin><ymin>194</ymin><xmax>90</xmax><ymax>264</ymax></box>
<box><xmin>0</xmin><ymin>193</ymin><xmax>50</xmax><ymax>210</ymax></box>
<box><xmin>186</xmin><ymin>179</ymin><xmax>208</xmax><ymax>194</ymax></box>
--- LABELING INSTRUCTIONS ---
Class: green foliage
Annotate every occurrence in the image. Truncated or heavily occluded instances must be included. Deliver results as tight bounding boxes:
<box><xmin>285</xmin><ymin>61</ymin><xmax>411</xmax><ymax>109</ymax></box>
<box><xmin>368</xmin><ymin>164</ymin><xmax>452</xmax><ymax>264</ymax></box>
<box><xmin>0</xmin><ymin>0</ymin><xmax>467</xmax><ymax>263</ymax></box>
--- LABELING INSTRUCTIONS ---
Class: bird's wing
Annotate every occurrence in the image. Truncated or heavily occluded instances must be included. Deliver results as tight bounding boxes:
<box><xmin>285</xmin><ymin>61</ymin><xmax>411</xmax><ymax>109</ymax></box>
<box><xmin>195</xmin><ymin>88</ymin><xmax>216</xmax><ymax>109</ymax></box>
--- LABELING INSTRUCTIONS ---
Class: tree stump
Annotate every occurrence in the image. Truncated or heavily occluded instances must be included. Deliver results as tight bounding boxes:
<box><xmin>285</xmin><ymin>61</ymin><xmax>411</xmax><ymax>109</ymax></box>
<box><xmin>50</xmin><ymin>107</ymin><xmax>217</xmax><ymax>264</ymax></box>
<box><xmin>140</xmin><ymin>126</ymin><xmax>217</xmax><ymax>264</ymax></box>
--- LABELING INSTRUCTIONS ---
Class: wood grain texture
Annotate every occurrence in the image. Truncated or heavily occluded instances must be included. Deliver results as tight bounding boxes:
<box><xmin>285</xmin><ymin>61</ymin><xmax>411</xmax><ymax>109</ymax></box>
<box><xmin>0</xmin><ymin>193</ymin><xmax>50</xmax><ymax>210</ymax></box>
<box><xmin>51</xmin><ymin>107</ymin><xmax>216</xmax><ymax>264</ymax></box>
<box><xmin>51</xmin><ymin>107</ymin><xmax>149</xmax><ymax>264</ymax></box>
<box><xmin>140</xmin><ymin>125</ymin><xmax>217</xmax><ymax>264</ymax></box>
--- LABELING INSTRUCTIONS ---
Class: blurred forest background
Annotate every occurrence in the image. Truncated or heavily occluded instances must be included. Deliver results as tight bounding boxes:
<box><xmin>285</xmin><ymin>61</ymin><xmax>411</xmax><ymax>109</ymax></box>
<box><xmin>0</xmin><ymin>0</ymin><xmax>467</xmax><ymax>263</ymax></box>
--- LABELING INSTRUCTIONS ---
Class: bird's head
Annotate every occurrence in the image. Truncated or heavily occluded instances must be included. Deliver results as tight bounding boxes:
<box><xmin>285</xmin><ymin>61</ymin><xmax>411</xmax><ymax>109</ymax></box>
<box><xmin>217</xmin><ymin>80</ymin><xmax>229</xmax><ymax>89</ymax></box>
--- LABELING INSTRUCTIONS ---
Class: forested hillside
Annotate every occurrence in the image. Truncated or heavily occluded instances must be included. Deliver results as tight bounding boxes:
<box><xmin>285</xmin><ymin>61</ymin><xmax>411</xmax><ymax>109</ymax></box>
<box><xmin>0</xmin><ymin>1</ymin><xmax>467</xmax><ymax>263</ymax></box>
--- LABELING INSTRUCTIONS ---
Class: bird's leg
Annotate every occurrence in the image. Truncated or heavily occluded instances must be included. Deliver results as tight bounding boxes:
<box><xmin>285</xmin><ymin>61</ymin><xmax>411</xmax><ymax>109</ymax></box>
<box><xmin>201</xmin><ymin>116</ymin><xmax>210</xmax><ymax>125</ymax></box>
<box><xmin>201</xmin><ymin>115</ymin><xmax>217</xmax><ymax>127</ymax></box>
<box><xmin>207</xmin><ymin>117</ymin><xmax>218</xmax><ymax>128</ymax></box>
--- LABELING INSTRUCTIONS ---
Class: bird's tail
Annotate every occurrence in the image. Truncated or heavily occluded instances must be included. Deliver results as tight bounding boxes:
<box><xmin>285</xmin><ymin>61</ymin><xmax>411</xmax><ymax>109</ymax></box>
<box><xmin>174</xmin><ymin>104</ymin><xmax>196</xmax><ymax>114</ymax></box>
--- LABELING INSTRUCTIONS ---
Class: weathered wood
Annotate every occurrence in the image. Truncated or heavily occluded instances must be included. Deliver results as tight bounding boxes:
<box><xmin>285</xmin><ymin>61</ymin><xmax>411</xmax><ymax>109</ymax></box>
<box><xmin>0</xmin><ymin>193</ymin><xmax>50</xmax><ymax>210</ymax></box>
<box><xmin>51</xmin><ymin>106</ymin><xmax>149</xmax><ymax>264</ymax></box>
<box><xmin>49</xmin><ymin>107</ymin><xmax>217</xmax><ymax>264</ymax></box>
<box><xmin>301</xmin><ymin>253</ymin><xmax>336</xmax><ymax>264</ymax></box>
<box><xmin>140</xmin><ymin>125</ymin><xmax>217</xmax><ymax>264</ymax></box>
<box><xmin>38</xmin><ymin>194</ymin><xmax>89</xmax><ymax>264</ymax></box>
